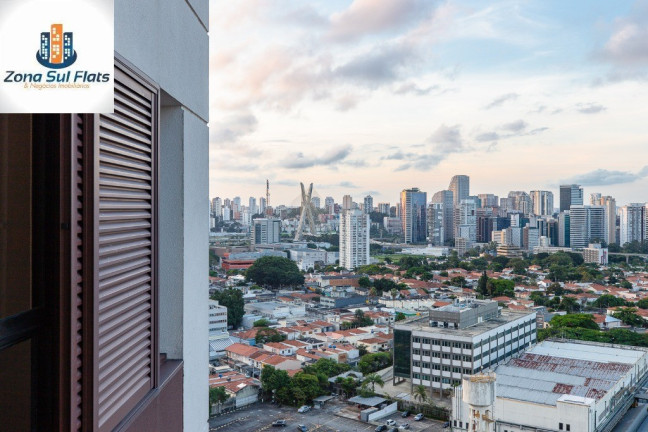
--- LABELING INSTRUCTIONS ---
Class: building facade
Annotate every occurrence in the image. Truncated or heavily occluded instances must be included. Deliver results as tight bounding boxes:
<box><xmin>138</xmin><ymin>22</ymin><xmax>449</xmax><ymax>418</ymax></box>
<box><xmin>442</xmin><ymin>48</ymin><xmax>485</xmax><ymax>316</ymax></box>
<box><xmin>340</xmin><ymin>209</ymin><xmax>370</xmax><ymax>270</ymax></box>
<box><xmin>252</xmin><ymin>218</ymin><xmax>281</xmax><ymax>245</ymax></box>
<box><xmin>449</xmin><ymin>175</ymin><xmax>470</xmax><ymax>207</ymax></box>
<box><xmin>427</xmin><ymin>203</ymin><xmax>445</xmax><ymax>245</ymax></box>
<box><xmin>570</xmin><ymin>205</ymin><xmax>606</xmax><ymax>249</ymax></box>
<box><xmin>560</xmin><ymin>184</ymin><xmax>583</xmax><ymax>212</ymax></box>
<box><xmin>530</xmin><ymin>190</ymin><xmax>554</xmax><ymax>216</ymax></box>
<box><xmin>432</xmin><ymin>190</ymin><xmax>455</xmax><ymax>243</ymax></box>
<box><xmin>619</xmin><ymin>203</ymin><xmax>646</xmax><ymax>246</ymax></box>
<box><xmin>401</xmin><ymin>188</ymin><xmax>428</xmax><ymax>244</ymax></box>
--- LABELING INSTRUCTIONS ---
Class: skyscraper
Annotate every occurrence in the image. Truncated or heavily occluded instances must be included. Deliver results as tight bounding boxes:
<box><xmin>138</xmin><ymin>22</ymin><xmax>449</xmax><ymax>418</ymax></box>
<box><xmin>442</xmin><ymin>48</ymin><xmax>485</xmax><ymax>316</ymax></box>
<box><xmin>377</xmin><ymin>202</ymin><xmax>390</xmax><ymax>214</ymax></box>
<box><xmin>455</xmin><ymin>197</ymin><xmax>478</xmax><ymax>242</ymax></box>
<box><xmin>590</xmin><ymin>195</ymin><xmax>617</xmax><ymax>245</ymax></box>
<box><xmin>363</xmin><ymin>195</ymin><xmax>374</xmax><ymax>214</ymax></box>
<box><xmin>559</xmin><ymin>211</ymin><xmax>570</xmax><ymax>247</ymax></box>
<box><xmin>431</xmin><ymin>190</ymin><xmax>454</xmax><ymax>242</ymax></box>
<box><xmin>560</xmin><ymin>184</ymin><xmax>583</xmax><ymax>212</ymax></box>
<box><xmin>569</xmin><ymin>205</ymin><xmax>605</xmax><ymax>249</ymax></box>
<box><xmin>530</xmin><ymin>190</ymin><xmax>554</xmax><ymax>216</ymax></box>
<box><xmin>340</xmin><ymin>210</ymin><xmax>369</xmax><ymax>270</ymax></box>
<box><xmin>448</xmin><ymin>175</ymin><xmax>470</xmax><ymax>207</ymax></box>
<box><xmin>401</xmin><ymin>188</ymin><xmax>427</xmax><ymax>243</ymax></box>
<box><xmin>619</xmin><ymin>204</ymin><xmax>645</xmax><ymax>246</ymax></box>
<box><xmin>342</xmin><ymin>194</ymin><xmax>353</xmax><ymax>210</ymax></box>
<box><xmin>427</xmin><ymin>203</ymin><xmax>445</xmax><ymax>245</ymax></box>
<box><xmin>507</xmin><ymin>191</ymin><xmax>533</xmax><ymax>215</ymax></box>
<box><xmin>477</xmin><ymin>193</ymin><xmax>499</xmax><ymax>207</ymax></box>
<box><xmin>325</xmin><ymin>196</ymin><xmax>335</xmax><ymax>214</ymax></box>
<box><xmin>252</xmin><ymin>218</ymin><xmax>281</xmax><ymax>245</ymax></box>
<box><xmin>259</xmin><ymin>197</ymin><xmax>267</xmax><ymax>215</ymax></box>
<box><xmin>248</xmin><ymin>196</ymin><xmax>257</xmax><ymax>215</ymax></box>
<box><xmin>311</xmin><ymin>196</ymin><xmax>321</xmax><ymax>209</ymax></box>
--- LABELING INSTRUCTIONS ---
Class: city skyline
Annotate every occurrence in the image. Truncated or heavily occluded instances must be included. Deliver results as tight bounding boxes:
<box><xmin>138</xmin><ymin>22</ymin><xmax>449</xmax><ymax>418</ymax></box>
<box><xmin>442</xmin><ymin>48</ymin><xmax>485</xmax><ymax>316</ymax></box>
<box><xmin>210</xmin><ymin>0</ymin><xmax>648</xmax><ymax>205</ymax></box>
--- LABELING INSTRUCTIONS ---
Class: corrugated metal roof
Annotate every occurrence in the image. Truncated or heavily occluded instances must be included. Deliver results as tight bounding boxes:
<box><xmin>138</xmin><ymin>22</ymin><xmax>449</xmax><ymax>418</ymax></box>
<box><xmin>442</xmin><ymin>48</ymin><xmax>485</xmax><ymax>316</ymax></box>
<box><xmin>529</xmin><ymin>340</ymin><xmax>646</xmax><ymax>364</ymax></box>
<box><xmin>348</xmin><ymin>396</ymin><xmax>387</xmax><ymax>406</ymax></box>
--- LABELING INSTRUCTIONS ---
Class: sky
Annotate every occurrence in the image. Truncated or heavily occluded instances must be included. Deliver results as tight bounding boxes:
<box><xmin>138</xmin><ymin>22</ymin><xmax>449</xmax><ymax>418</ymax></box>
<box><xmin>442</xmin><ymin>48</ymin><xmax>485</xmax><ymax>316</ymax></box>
<box><xmin>209</xmin><ymin>0</ymin><xmax>648</xmax><ymax>207</ymax></box>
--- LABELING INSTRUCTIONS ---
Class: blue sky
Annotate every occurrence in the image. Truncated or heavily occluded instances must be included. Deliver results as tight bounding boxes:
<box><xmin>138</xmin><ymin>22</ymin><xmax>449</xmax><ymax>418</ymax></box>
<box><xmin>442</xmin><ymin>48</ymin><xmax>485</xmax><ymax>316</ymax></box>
<box><xmin>209</xmin><ymin>0</ymin><xmax>648</xmax><ymax>207</ymax></box>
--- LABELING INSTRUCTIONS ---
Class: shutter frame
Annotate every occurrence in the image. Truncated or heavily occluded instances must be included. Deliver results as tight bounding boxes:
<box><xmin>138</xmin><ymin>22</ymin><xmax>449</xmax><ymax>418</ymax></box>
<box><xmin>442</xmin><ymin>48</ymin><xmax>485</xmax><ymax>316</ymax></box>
<box><xmin>88</xmin><ymin>57</ymin><xmax>159</xmax><ymax>432</ymax></box>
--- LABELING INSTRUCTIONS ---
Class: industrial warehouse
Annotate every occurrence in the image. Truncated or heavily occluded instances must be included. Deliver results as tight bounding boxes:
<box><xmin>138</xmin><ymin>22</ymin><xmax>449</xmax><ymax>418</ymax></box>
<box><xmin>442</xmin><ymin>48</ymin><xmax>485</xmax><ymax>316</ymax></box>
<box><xmin>451</xmin><ymin>340</ymin><xmax>648</xmax><ymax>432</ymax></box>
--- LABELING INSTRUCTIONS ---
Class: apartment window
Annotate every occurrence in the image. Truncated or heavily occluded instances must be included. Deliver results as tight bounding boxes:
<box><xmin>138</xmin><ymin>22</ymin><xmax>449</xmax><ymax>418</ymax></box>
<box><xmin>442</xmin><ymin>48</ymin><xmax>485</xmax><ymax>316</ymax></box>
<box><xmin>559</xmin><ymin>422</ymin><xmax>563</xmax><ymax>430</ymax></box>
<box><xmin>566</xmin><ymin>425</ymin><xmax>570</xmax><ymax>431</ymax></box>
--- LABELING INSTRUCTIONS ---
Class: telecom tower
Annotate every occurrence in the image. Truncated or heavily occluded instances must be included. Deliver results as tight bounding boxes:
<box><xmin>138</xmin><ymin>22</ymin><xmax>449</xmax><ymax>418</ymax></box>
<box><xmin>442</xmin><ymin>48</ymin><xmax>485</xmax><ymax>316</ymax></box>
<box><xmin>294</xmin><ymin>182</ymin><xmax>317</xmax><ymax>241</ymax></box>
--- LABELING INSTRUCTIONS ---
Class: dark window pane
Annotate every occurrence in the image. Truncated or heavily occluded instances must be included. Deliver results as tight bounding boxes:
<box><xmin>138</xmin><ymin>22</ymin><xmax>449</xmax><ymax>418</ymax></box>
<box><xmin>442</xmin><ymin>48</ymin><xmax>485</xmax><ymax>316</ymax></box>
<box><xmin>0</xmin><ymin>338</ymin><xmax>31</xmax><ymax>431</ymax></box>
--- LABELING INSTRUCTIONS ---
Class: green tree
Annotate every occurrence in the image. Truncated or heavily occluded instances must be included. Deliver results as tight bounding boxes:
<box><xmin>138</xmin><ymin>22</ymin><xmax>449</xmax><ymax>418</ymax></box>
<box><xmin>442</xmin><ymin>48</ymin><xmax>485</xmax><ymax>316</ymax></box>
<box><xmin>558</xmin><ymin>296</ymin><xmax>580</xmax><ymax>312</ymax></box>
<box><xmin>358</xmin><ymin>352</ymin><xmax>392</xmax><ymax>374</ymax></box>
<box><xmin>245</xmin><ymin>256</ymin><xmax>305</xmax><ymax>289</ymax></box>
<box><xmin>261</xmin><ymin>365</ymin><xmax>291</xmax><ymax>395</ymax></box>
<box><xmin>613</xmin><ymin>307</ymin><xmax>645</xmax><ymax>327</ymax></box>
<box><xmin>395</xmin><ymin>312</ymin><xmax>406</xmax><ymax>322</ymax></box>
<box><xmin>477</xmin><ymin>271</ymin><xmax>488</xmax><ymax>296</ymax></box>
<box><xmin>253</xmin><ymin>318</ymin><xmax>270</xmax><ymax>327</ymax></box>
<box><xmin>336</xmin><ymin>376</ymin><xmax>359</xmax><ymax>398</ymax></box>
<box><xmin>210</xmin><ymin>288</ymin><xmax>245</xmax><ymax>329</ymax></box>
<box><xmin>550</xmin><ymin>313</ymin><xmax>599</xmax><ymax>330</ymax></box>
<box><xmin>413</xmin><ymin>384</ymin><xmax>428</xmax><ymax>404</ymax></box>
<box><xmin>255</xmin><ymin>327</ymin><xmax>286</xmax><ymax>344</ymax></box>
<box><xmin>303</xmin><ymin>358</ymin><xmax>350</xmax><ymax>378</ymax></box>
<box><xmin>358</xmin><ymin>276</ymin><xmax>372</xmax><ymax>288</ymax></box>
<box><xmin>593</xmin><ymin>294</ymin><xmax>627</xmax><ymax>309</ymax></box>
<box><xmin>362</xmin><ymin>373</ymin><xmax>385</xmax><ymax>393</ymax></box>
<box><xmin>637</xmin><ymin>299</ymin><xmax>648</xmax><ymax>310</ymax></box>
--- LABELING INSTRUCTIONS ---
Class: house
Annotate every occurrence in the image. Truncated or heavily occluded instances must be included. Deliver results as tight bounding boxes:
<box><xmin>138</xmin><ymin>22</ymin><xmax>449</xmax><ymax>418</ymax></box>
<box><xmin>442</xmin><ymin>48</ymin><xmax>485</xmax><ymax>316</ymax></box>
<box><xmin>209</xmin><ymin>371</ymin><xmax>260</xmax><ymax>409</ymax></box>
<box><xmin>592</xmin><ymin>314</ymin><xmax>622</xmax><ymax>330</ymax></box>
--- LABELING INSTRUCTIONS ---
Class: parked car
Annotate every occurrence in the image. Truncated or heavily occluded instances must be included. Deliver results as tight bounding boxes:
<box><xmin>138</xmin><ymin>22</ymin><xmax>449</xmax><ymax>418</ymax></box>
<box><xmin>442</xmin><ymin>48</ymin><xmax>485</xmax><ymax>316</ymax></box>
<box><xmin>272</xmin><ymin>420</ymin><xmax>287</xmax><ymax>427</ymax></box>
<box><xmin>297</xmin><ymin>406</ymin><xmax>311</xmax><ymax>413</ymax></box>
<box><xmin>375</xmin><ymin>426</ymin><xmax>387</xmax><ymax>432</ymax></box>
<box><xmin>401</xmin><ymin>411</ymin><xmax>409</xmax><ymax>418</ymax></box>
<box><xmin>443</xmin><ymin>421</ymin><xmax>450</xmax><ymax>428</ymax></box>
<box><xmin>386</xmin><ymin>419</ymin><xmax>396</xmax><ymax>426</ymax></box>
<box><xmin>388</xmin><ymin>428</ymin><xmax>398</xmax><ymax>432</ymax></box>
<box><xmin>414</xmin><ymin>413</ymin><xmax>424</xmax><ymax>421</ymax></box>
<box><xmin>399</xmin><ymin>424</ymin><xmax>410</xmax><ymax>430</ymax></box>
<box><xmin>297</xmin><ymin>425</ymin><xmax>308</xmax><ymax>432</ymax></box>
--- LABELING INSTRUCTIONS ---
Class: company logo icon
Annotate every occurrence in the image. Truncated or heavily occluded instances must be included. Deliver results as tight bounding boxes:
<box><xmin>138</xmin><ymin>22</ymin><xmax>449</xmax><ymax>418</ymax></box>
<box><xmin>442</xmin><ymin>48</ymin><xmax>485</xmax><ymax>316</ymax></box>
<box><xmin>36</xmin><ymin>24</ymin><xmax>77</xmax><ymax>69</ymax></box>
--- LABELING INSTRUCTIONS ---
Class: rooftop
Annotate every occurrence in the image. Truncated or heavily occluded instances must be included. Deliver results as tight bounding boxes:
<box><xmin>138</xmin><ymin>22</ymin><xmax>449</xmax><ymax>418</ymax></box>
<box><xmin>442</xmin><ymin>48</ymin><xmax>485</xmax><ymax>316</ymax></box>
<box><xmin>397</xmin><ymin>309</ymin><xmax>535</xmax><ymax>338</ymax></box>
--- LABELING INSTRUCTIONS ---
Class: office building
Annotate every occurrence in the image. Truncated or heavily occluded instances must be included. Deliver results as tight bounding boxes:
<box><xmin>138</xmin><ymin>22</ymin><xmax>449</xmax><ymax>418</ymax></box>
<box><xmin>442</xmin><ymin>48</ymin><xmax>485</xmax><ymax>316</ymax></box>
<box><xmin>530</xmin><ymin>190</ymin><xmax>554</xmax><ymax>216</ymax></box>
<box><xmin>619</xmin><ymin>203</ymin><xmax>646</xmax><ymax>246</ymax></box>
<box><xmin>560</xmin><ymin>184</ymin><xmax>583</xmax><ymax>212</ymax></box>
<box><xmin>394</xmin><ymin>301</ymin><xmax>536</xmax><ymax>393</ymax></box>
<box><xmin>383</xmin><ymin>217</ymin><xmax>403</xmax><ymax>236</ymax></box>
<box><xmin>0</xmin><ymin>0</ymin><xmax>209</xmax><ymax>430</ymax></box>
<box><xmin>590</xmin><ymin>194</ymin><xmax>617</xmax><ymax>244</ymax></box>
<box><xmin>507</xmin><ymin>191</ymin><xmax>533</xmax><ymax>215</ymax></box>
<box><xmin>212</xmin><ymin>197</ymin><xmax>222</xmax><ymax>219</ymax></box>
<box><xmin>377</xmin><ymin>202</ymin><xmax>390</xmax><ymax>214</ymax></box>
<box><xmin>559</xmin><ymin>211</ymin><xmax>571</xmax><ymax>247</ymax></box>
<box><xmin>401</xmin><ymin>188</ymin><xmax>428</xmax><ymax>244</ymax></box>
<box><xmin>455</xmin><ymin>198</ymin><xmax>478</xmax><ymax>242</ymax></box>
<box><xmin>259</xmin><ymin>197</ymin><xmax>267</xmax><ymax>215</ymax></box>
<box><xmin>325</xmin><ymin>196</ymin><xmax>335</xmax><ymax>214</ymax></box>
<box><xmin>477</xmin><ymin>194</ymin><xmax>499</xmax><ymax>208</ymax></box>
<box><xmin>340</xmin><ymin>210</ymin><xmax>370</xmax><ymax>270</ymax></box>
<box><xmin>342</xmin><ymin>194</ymin><xmax>353</xmax><ymax>210</ymax></box>
<box><xmin>449</xmin><ymin>175</ymin><xmax>470</xmax><ymax>207</ymax></box>
<box><xmin>248</xmin><ymin>197</ymin><xmax>257</xmax><ymax>215</ymax></box>
<box><xmin>311</xmin><ymin>196</ymin><xmax>320</xmax><ymax>209</ymax></box>
<box><xmin>427</xmin><ymin>203</ymin><xmax>445</xmax><ymax>245</ymax></box>
<box><xmin>363</xmin><ymin>195</ymin><xmax>374</xmax><ymax>214</ymax></box>
<box><xmin>252</xmin><ymin>218</ymin><xmax>281</xmax><ymax>245</ymax></box>
<box><xmin>451</xmin><ymin>340</ymin><xmax>648</xmax><ymax>432</ymax></box>
<box><xmin>432</xmin><ymin>190</ymin><xmax>455</xmax><ymax>242</ymax></box>
<box><xmin>569</xmin><ymin>205</ymin><xmax>606</xmax><ymax>249</ymax></box>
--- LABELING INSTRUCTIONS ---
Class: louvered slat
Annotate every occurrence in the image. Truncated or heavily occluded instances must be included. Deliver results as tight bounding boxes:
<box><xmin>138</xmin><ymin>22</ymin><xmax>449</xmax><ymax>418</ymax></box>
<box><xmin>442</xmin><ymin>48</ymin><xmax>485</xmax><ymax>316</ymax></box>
<box><xmin>94</xmin><ymin>63</ymin><xmax>157</xmax><ymax>432</ymax></box>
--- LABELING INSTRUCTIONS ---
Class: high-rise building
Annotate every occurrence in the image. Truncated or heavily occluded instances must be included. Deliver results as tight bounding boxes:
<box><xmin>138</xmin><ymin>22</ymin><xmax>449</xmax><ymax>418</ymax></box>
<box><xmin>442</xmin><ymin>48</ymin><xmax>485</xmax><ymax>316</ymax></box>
<box><xmin>325</xmin><ymin>196</ymin><xmax>335</xmax><ymax>214</ymax></box>
<box><xmin>431</xmin><ymin>190</ymin><xmax>454</xmax><ymax>243</ymax></box>
<box><xmin>252</xmin><ymin>218</ymin><xmax>281</xmax><ymax>245</ymax></box>
<box><xmin>507</xmin><ymin>191</ymin><xmax>533</xmax><ymax>215</ymax></box>
<box><xmin>559</xmin><ymin>211</ymin><xmax>570</xmax><ymax>247</ymax></box>
<box><xmin>427</xmin><ymin>203</ymin><xmax>445</xmax><ymax>245</ymax></box>
<box><xmin>449</xmin><ymin>175</ymin><xmax>470</xmax><ymax>207</ymax></box>
<box><xmin>311</xmin><ymin>196</ymin><xmax>321</xmax><ymax>209</ymax></box>
<box><xmin>340</xmin><ymin>210</ymin><xmax>369</xmax><ymax>270</ymax></box>
<box><xmin>248</xmin><ymin>196</ymin><xmax>257</xmax><ymax>215</ymax></box>
<box><xmin>259</xmin><ymin>197</ymin><xmax>267</xmax><ymax>215</ymax></box>
<box><xmin>377</xmin><ymin>202</ymin><xmax>390</xmax><ymax>214</ymax></box>
<box><xmin>477</xmin><ymin>193</ymin><xmax>499</xmax><ymax>207</ymax></box>
<box><xmin>211</xmin><ymin>197</ymin><xmax>222</xmax><ymax>219</ymax></box>
<box><xmin>363</xmin><ymin>195</ymin><xmax>374</xmax><ymax>214</ymax></box>
<box><xmin>569</xmin><ymin>205</ymin><xmax>605</xmax><ymax>249</ymax></box>
<box><xmin>591</xmin><ymin>195</ymin><xmax>617</xmax><ymax>245</ymax></box>
<box><xmin>455</xmin><ymin>197</ymin><xmax>478</xmax><ymax>242</ymax></box>
<box><xmin>619</xmin><ymin>204</ymin><xmax>645</xmax><ymax>246</ymax></box>
<box><xmin>401</xmin><ymin>188</ymin><xmax>427</xmax><ymax>244</ymax></box>
<box><xmin>559</xmin><ymin>184</ymin><xmax>583</xmax><ymax>212</ymax></box>
<box><xmin>530</xmin><ymin>190</ymin><xmax>554</xmax><ymax>216</ymax></box>
<box><xmin>342</xmin><ymin>194</ymin><xmax>353</xmax><ymax>211</ymax></box>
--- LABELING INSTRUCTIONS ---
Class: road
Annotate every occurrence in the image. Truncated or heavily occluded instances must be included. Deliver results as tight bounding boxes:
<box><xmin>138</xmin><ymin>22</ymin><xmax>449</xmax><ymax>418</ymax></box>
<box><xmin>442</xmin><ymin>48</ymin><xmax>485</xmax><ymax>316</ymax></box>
<box><xmin>209</xmin><ymin>401</ymin><xmax>448</xmax><ymax>432</ymax></box>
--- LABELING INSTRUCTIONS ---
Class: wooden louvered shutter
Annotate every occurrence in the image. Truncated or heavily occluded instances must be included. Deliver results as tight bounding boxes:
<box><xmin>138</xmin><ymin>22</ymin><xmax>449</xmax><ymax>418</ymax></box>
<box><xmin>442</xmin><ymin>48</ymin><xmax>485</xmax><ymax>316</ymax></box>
<box><xmin>91</xmin><ymin>60</ymin><xmax>159</xmax><ymax>432</ymax></box>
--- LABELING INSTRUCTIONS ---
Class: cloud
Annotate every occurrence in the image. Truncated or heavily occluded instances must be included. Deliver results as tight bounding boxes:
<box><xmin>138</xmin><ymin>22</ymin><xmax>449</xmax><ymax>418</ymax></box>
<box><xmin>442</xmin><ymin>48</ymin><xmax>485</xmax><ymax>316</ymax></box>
<box><xmin>395</xmin><ymin>154</ymin><xmax>444</xmax><ymax>171</ymax></box>
<box><xmin>283</xmin><ymin>145</ymin><xmax>353</xmax><ymax>169</ymax></box>
<box><xmin>394</xmin><ymin>82</ymin><xmax>439</xmax><ymax>96</ymax></box>
<box><xmin>334</xmin><ymin>44</ymin><xmax>417</xmax><ymax>88</ymax></box>
<box><xmin>576</xmin><ymin>103</ymin><xmax>606</xmax><ymax>114</ymax></box>
<box><xmin>426</xmin><ymin>124</ymin><xmax>466</xmax><ymax>153</ymax></box>
<box><xmin>564</xmin><ymin>166</ymin><xmax>648</xmax><ymax>186</ymax></box>
<box><xmin>501</xmin><ymin>119</ymin><xmax>528</xmax><ymax>132</ymax></box>
<box><xmin>382</xmin><ymin>150</ymin><xmax>416</xmax><ymax>160</ymax></box>
<box><xmin>338</xmin><ymin>181</ymin><xmax>359</xmax><ymax>188</ymax></box>
<box><xmin>211</xmin><ymin>113</ymin><xmax>258</xmax><ymax>143</ymax></box>
<box><xmin>599</xmin><ymin>1</ymin><xmax>648</xmax><ymax>66</ymax></box>
<box><xmin>335</xmin><ymin>95</ymin><xmax>360</xmax><ymax>111</ymax></box>
<box><xmin>475</xmin><ymin>132</ymin><xmax>500</xmax><ymax>142</ymax></box>
<box><xmin>328</xmin><ymin>0</ymin><xmax>427</xmax><ymax>42</ymax></box>
<box><xmin>484</xmin><ymin>93</ymin><xmax>519</xmax><ymax>109</ymax></box>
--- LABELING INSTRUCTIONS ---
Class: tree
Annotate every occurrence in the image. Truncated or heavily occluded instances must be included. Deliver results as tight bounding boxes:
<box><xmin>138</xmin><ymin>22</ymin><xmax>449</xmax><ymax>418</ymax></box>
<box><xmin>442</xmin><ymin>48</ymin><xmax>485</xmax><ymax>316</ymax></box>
<box><xmin>358</xmin><ymin>344</ymin><xmax>368</xmax><ymax>357</ymax></box>
<box><xmin>558</xmin><ymin>296</ymin><xmax>579</xmax><ymax>313</ymax></box>
<box><xmin>477</xmin><ymin>271</ymin><xmax>488</xmax><ymax>296</ymax></box>
<box><xmin>336</xmin><ymin>376</ymin><xmax>359</xmax><ymax>398</ymax></box>
<box><xmin>245</xmin><ymin>256</ymin><xmax>305</xmax><ymax>289</ymax></box>
<box><xmin>209</xmin><ymin>386</ymin><xmax>230</xmax><ymax>408</ymax></box>
<box><xmin>593</xmin><ymin>294</ymin><xmax>627</xmax><ymax>309</ymax></box>
<box><xmin>292</xmin><ymin>373</ymin><xmax>323</xmax><ymax>403</ymax></box>
<box><xmin>358</xmin><ymin>352</ymin><xmax>392</xmax><ymax>374</ymax></box>
<box><xmin>210</xmin><ymin>288</ymin><xmax>245</xmax><ymax>329</ymax></box>
<box><xmin>613</xmin><ymin>307</ymin><xmax>645</xmax><ymax>327</ymax></box>
<box><xmin>390</xmin><ymin>288</ymin><xmax>399</xmax><ymax>299</ymax></box>
<box><xmin>413</xmin><ymin>384</ymin><xmax>428</xmax><ymax>404</ymax></box>
<box><xmin>303</xmin><ymin>358</ymin><xmax>350</xmax><ymax>378</ymax></box>
<box><xmin>637</xmin><ymin>299</ymin><xmax>648</xmax><ymax>310</ymax></box>
<box><xmin>395</xmin><ymin>312</ymin><xmax>406</xmax><ymax>322</ymax></box>
<box><xmin>362</xmin><ymin>373</ymin><xmax>385</xmax><ymax>393</ymax></box>
<box><xmin>450</xmin><ymin>276</ymin><xmax>466</xmax><ymax>287</ymax></box>
<box><xmin>255</xmin><ymin>327</ymin><xmax>286</xmax><ymax>344</ymax></box>
<box><xmin>261</xmin><ymin>366</ymin><xmax>291</xmax><ymax>398</ymax></box>
<box><xmin>253</xmin><ymin>318</ymin><xmax>270</xmax><ymax>327</ymax></box>
<box><xmin>550</xmin><ymin>313</ymin><xmax>599</xmax><ymax>330</ymax></box>
<box><xmin>358</xmin><ymin>276</ymin><xmax>372</xmax><ymax>288</ymax></box>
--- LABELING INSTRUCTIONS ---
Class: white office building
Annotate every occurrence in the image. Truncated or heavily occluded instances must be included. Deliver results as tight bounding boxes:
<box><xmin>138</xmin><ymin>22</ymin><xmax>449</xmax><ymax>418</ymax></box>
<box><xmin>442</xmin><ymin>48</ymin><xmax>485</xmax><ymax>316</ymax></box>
<box><xmin>252</xmin><ymin>218</ymin><xmax>281</xmax><ymax>245</ymax></box>
<box><xmin>619</xmin><ymin>203</ymin><xmax>646</xmax><ymax>246</ymax></box>
<box><xmin>569</xmin><ymin>205</ymin><xmax>606</xmax><ymax>249</ymax></box>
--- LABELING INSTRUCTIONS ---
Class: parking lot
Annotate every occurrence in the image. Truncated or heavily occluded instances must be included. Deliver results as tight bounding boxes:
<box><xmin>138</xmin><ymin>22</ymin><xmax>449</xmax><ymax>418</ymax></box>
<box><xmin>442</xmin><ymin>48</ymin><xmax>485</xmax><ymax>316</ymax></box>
<box><xmin>371</xmin><ymin>410</ymin><xmax>447</xmax><ymax>432</ymax></box>
<box><xmin>208</xmin><ymin>402</ymin><xmax>448</xmax><ymax>432</ymax></box>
